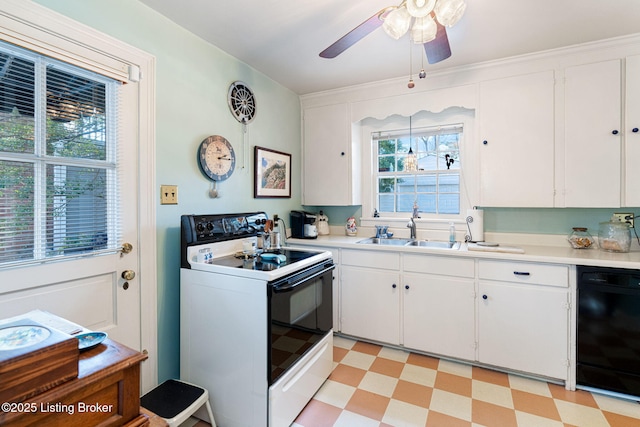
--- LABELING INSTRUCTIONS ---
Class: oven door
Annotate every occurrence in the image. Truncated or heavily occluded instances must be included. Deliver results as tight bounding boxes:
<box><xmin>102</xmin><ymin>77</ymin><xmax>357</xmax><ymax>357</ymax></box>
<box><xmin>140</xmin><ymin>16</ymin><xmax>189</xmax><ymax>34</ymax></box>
<box><xmin>268</xmin><ymin>260</ymin><xmax>334</xmax><ymax>384</ymax></box>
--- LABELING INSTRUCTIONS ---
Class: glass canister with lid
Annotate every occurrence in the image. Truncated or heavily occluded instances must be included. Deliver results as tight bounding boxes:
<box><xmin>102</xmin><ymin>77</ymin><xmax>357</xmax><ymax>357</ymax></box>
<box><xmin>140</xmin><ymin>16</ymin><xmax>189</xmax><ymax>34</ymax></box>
<box><xmin>598</xmin><ymin>221</ymin><xmax>631</xmax><ymax>253</ymax></box>
<box><xmin>568</xmin><ymin>227</ymin><xmax>596</xmax><ymax>249</ymax></box>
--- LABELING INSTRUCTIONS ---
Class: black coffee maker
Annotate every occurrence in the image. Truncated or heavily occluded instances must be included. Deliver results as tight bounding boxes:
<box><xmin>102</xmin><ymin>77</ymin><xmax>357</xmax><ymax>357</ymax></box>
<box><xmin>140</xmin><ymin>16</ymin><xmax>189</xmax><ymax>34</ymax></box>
<box><xmin>290</xmin><ymin>211</ymin><xmax>318</xmax><ymax>239</ymax></box>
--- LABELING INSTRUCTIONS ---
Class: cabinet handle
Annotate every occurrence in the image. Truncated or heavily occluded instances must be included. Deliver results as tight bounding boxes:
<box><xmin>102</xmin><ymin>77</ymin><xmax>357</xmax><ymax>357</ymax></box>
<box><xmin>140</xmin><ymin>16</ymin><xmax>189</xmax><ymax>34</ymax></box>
<box><xmin>405</xmin><ymin>285</ymin><xmax>410</xmax><ymax>290</ymax></box>
<box><xmin>612</xmin><ymin>130</ymin><xmax>619</xmax><ymax>135</ymax></box>
<box><xmin>482</xmin><ymin>140</ymin><xmax>488</xmax><ymax>145</ymax></box>
<box><xmin>513</xmin><ymin>271</ymin><xmax>530</xmax><ymax>276</ymax></box>
<box><xmin>340</xmin><ymin>152</ymin><xmax>345</xmax><ymax>156</ymax></box>
<box><xmin>633</xmin><ymin>128</ymin><xmax>639</xmax><ymax>133</ymax></box>
<box><xmin>482</xmin><ymin>294</ymin><xmax>488</xmax><ymax>300</ymax></box>
<box><xmin>392</xmin><ymin>284</ymin><xmax>397</xmax><ymax>289</ymax></box>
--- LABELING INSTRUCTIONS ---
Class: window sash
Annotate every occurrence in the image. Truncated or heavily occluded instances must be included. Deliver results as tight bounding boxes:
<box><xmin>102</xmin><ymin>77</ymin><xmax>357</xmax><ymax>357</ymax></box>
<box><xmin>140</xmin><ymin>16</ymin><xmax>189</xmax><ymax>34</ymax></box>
<box><xmin>374</xmin><ymin>124</ymin><xmax>462</xmax><ymax>215</ymax></box>
<box><xmin>0</xmin><ymin>40</ymin><xmax>120</xmax><ymax>267</ymax></box>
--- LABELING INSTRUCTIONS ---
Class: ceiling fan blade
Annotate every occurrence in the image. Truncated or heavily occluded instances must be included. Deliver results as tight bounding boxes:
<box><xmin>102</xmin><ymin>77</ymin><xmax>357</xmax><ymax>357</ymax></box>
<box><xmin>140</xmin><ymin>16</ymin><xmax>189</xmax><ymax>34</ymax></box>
<box><xmin>320</xmin><ymin>7</ymin><xmax>393</xmax><ymax>59</ymax></box>
<box><xmin>424</xmin><ymin>20</ymin><xmax>451</xmax><ymax>64</ymax></box>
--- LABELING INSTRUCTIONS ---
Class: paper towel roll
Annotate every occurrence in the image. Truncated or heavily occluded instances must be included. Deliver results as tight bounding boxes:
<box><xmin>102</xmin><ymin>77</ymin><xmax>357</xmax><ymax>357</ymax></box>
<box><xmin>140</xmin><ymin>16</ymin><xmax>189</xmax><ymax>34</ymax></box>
<box><xmin>465</xmin><ymin>208</ymin><xmax>484</xmax><ymax>242</ymax></box>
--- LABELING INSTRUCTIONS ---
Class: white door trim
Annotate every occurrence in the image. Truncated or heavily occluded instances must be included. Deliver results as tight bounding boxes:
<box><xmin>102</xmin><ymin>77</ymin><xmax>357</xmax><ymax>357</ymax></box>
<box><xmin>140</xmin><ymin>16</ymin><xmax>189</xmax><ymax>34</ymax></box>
<box><xmin>0</xmin><ymin>0</ymin><xmax>158</xmax><ymax>392</ymax></box>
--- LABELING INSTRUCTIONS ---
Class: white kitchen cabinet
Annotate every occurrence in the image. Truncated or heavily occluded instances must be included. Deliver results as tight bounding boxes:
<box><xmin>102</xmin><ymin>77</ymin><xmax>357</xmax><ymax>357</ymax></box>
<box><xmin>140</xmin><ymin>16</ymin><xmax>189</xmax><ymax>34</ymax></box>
<box><xmin>403</xmin><ymin>273</ymin><xmax>475</xmax><ymax>361</ymax></box>
<box><xmin>403</xmin><ymin>254</ymin><xmax>475</xmax><ymax>360</ymax></box>
<box><xmin>479</xmin><ymin>71</ymin><xmax>555</xmax><ymax>207</ymax></box>
<box><xmin>478</xmin><ymin>260</ymin><xmax>570</xmax><ymax>380</ymax></box>
<box><xmin>564</xmin><ymin>60</ymin><xmax>622</xmax><ymax>207</ymax></box>
<box><xmin>341</xmin><ymin>266</ymin><xmax>400</xmax><ymax>345</ymax></box>
<box><xmin>302</xmin><ymin>103</ymin><xmax>361</xmax><ymax>206</ymax></box>
<box><xmin>625</xmin><ymin>55</ymin><xmax>640</xmax><ymax>206</ymax></box>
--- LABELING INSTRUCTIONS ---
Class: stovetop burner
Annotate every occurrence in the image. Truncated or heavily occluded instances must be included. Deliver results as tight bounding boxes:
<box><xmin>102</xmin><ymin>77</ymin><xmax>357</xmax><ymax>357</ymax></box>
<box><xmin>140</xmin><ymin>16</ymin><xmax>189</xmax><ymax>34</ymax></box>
<box><xmin>211</xmin><ymin>249</ymin><xmax>319</xmax><ymax>271</ymax></box>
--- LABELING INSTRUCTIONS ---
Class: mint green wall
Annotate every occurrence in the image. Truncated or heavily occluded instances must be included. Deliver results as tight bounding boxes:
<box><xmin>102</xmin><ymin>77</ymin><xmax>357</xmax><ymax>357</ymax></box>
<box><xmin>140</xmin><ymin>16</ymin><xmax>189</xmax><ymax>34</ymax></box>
<box><xmin>310</xmin><ymin>206</ymin><xmax>639</xmax><ymax>236</ymax></box>
<box><xmin>35</xmin><ymin>0</ymin><xmax>304</xmax><ymax>382</ymax></box>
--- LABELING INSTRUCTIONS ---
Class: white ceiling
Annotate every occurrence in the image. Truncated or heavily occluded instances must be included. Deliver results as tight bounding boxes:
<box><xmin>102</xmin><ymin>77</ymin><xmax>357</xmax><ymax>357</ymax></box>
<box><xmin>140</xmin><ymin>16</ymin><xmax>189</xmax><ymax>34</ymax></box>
<box><xmin>138</xmin><ymin>0</ymin><xmax>640</xmax><ymax>95</ymax></box>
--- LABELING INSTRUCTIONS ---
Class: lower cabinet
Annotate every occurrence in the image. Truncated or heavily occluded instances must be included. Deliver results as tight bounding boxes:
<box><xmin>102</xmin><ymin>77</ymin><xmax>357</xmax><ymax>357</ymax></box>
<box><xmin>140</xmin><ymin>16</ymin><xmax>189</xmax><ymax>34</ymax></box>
<box><xmin>402</xmin><ymin>254</ymin><xmax>476</xmax><ymax>361</ymax></box>
<box><xmin>310</xmin><ymin>244</ymin><xmax>571</xmax><ymax>382</ymax></box>
<box><xmin>478</xmin><ymin>260</ymin><xmax>570</xmax><ymax>380</ymax></box>
<box><xmin>403</xmin><ymin>273</ymin><xmax>475</xmax><ymax>361</ymax></box>
<box><xmin>341</xmin><ymin>266</ymin><xmax>401</xmax><ymax>345</ymax></box>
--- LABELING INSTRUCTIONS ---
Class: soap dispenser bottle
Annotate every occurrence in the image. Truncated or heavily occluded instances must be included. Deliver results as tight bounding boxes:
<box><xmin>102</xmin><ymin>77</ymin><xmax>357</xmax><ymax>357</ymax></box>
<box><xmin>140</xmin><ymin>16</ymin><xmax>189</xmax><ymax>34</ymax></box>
<box><xmin>449</xmin><ymin>222</ymin><xmax>456</xmax><ymax>243</ymax></box>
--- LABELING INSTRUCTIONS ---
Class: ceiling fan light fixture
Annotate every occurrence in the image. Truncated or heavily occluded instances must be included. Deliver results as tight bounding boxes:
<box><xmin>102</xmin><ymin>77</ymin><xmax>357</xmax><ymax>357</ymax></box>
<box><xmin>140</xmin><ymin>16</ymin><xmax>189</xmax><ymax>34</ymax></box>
<box><xmin>434</xmin><ymin>0</ymin><xmax>467</xmax><ymax>27</ymax></box>
<box><xmin>382</xmin><ymin>5</ymin><xmax>412</xmax><ymax>39</ymax></box>
<box><xmin>406</xmin><ymin>0</ymin><xmax>437</xmax><ymax>18</ymax></box>
<box><xmin>411</xmin><ymin>16</ymin><xmax>437</xmax><ymax>44</ymax></box>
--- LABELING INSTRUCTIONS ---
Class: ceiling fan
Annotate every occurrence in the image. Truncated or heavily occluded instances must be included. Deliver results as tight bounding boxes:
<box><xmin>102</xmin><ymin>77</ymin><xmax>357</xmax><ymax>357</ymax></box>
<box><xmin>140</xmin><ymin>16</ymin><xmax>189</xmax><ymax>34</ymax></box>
<box><xmin>319</xmin><ymin>0</ymin><xmax>466</xmax><ymax>65</ymax></box>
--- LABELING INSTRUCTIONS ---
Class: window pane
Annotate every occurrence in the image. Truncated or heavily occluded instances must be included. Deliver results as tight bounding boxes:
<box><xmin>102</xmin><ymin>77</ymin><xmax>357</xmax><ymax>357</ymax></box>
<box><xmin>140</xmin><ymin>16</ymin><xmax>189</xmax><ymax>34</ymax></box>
<box><xmin>46</xmin><ymin>165</ymin><xmax>107</xmax><ymax>256</ymax></box>
<box><xmin>378</xmin><ymin>140</ymin><xmax>396</xmax><ymax>155</ymax></box>
<box><xmin>397</xmin><ymin>194</ymin><xmax>415</xmax><ymax>212</ymax></box>
<box><xmin>46</xmin><ymin>66</ymin><xmax>107</xmax><ymax>160</ymax></box>
<box><xmin>438</xmin><ymin>174</ymin><xmax>460</xmax><ymax>193</ymax></box>
<box><xmin>378</xmin><ymin>177</ymin><xmax>395</xmax><ymax>193</ymax></box>
<box><xmin>0</xmin><ymin>53</ymin><xmax>35</xmax><ymax>153</ymax></box>
<box><xmin>0</xmin><ymin>160</ymin><xmax>34</xmax><ymax>263</ymax></box>
<box><xmin>378</xmin><ymin>194</ymin><xmax>395</xmax><ymax>212</ymax></box>
<box><xmin>398</xmin><ymin>176</ymin><xmax>414</xmax><ymax>193</ymax></box>
<box><xmin>439</xmin><ymin>193</ymin><xmax>460</xmax><ymax>214</ymax></box>
<box><xmin>417</xmin><ymin>193</ymin><xmax>437</xmax><ymax>213</ymax></box>
<box><xmin>378</xmin><ymin>155</ymin><xmax>395</xmax><ymax>172</ymax></box>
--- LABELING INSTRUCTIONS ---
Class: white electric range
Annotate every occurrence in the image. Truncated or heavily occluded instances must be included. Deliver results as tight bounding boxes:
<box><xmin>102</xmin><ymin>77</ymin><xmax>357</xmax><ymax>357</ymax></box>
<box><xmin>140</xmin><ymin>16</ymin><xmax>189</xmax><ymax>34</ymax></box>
<box><xmin>180</xmin><ymin>212</ymin><xmax>334</xmax><ymax>427</ymax></box>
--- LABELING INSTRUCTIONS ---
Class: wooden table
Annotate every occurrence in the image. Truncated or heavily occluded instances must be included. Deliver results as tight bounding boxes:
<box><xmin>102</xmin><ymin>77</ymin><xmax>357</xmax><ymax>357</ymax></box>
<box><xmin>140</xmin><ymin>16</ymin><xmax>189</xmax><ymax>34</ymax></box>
<box><xmin>0</xmin><ymin>339</ymin><xmax>148</xmax><ymax>426</ymax></box>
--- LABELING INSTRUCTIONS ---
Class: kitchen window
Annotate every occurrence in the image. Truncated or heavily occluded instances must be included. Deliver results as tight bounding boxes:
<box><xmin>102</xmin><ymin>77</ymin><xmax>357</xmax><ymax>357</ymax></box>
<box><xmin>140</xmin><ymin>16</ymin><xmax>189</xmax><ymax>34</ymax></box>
<box><xmin>0</xmin><ymin>40</ymin><xmax>120</xmax><ymax>267</ymax></box>
<box><xmin>373</xmin><ymin>124</ymin><xmax>462</xmax><ymax>215</ymax></box>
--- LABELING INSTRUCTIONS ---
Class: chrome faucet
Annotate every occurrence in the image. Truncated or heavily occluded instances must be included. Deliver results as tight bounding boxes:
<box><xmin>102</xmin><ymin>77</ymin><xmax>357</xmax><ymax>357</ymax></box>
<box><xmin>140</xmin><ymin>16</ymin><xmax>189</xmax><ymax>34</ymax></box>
<box><xmin>407</xmin><ymin>217</ymin><xmax>416</xmax><ymax>239</ymax></box>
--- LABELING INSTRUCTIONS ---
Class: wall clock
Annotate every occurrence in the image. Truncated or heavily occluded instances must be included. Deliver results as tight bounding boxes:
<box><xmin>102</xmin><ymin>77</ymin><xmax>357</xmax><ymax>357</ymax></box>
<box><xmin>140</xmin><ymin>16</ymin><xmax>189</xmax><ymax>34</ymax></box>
<box><xmin>198</xmin><ymin>135</ymin><xmax>236</xmax><ymax>182</ymax></box>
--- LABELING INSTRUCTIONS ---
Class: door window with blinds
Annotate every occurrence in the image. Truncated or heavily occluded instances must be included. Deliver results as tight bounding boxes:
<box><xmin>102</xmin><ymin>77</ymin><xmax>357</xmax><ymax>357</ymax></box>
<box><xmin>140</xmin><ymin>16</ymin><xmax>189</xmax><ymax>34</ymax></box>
<box><xmin>0</xmin><ymin>40</ymin><xmax>120</xmax><ymax>267</ymax></box>
<box><xmin>374</xmin><ymin>124</ymin><xmax>462</xmax><ymax>215</ymax></box>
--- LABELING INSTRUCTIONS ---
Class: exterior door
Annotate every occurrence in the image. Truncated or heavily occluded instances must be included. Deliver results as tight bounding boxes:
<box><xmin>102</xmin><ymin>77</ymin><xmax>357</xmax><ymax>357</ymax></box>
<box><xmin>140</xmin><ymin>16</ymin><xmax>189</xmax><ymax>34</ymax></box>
<box><xmin>0</xmin><ymin>77</ymin><xmax>142</xmax><ymax>350</ymax></box>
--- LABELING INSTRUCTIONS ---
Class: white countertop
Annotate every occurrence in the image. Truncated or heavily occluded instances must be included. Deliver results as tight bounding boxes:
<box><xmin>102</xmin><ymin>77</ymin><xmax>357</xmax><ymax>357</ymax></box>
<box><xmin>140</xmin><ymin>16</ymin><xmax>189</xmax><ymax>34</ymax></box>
<box><xmin>288</xmin><ymin>235</ymin><xmax>640</xmax><ymax>269</ymax></box>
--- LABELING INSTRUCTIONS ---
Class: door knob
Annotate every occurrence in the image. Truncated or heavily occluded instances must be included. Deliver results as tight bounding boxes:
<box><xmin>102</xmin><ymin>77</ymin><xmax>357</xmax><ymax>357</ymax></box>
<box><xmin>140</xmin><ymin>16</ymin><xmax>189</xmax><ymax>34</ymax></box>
<box><xmin>119</xmin><ymin>242</ymin><xmax>133</xmax><ymax>255</ymax></box>
<box><xmin>121</xmin><ymin>270</ymin><xmax>136</xmax><ymax>281</ymax></box>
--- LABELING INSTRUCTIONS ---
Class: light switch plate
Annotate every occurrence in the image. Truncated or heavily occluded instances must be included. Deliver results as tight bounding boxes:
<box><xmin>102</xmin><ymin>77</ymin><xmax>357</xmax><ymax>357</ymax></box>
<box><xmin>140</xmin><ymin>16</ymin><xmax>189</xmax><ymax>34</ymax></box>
<box><xmin>160</xmin><ymin>185</ymin><xmax>178</xmax><ymax>205</ymax></box>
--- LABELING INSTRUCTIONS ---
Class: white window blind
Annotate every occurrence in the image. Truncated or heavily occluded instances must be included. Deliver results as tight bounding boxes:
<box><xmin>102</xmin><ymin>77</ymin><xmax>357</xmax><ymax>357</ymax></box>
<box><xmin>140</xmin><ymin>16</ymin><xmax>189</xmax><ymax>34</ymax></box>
<box><xmin>0</xmin><ymin>40</ymin><xmax>120</xmax><ymax>267</ymax></box>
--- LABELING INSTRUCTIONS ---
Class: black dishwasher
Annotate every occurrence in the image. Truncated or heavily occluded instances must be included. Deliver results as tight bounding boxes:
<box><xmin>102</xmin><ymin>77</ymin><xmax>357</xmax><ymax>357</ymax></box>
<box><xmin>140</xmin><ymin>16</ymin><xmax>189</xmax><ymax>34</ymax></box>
<box><xmin>577</xmin><ymin>265</ymin><xmax>640</xmax><ymax>397</ymax></box>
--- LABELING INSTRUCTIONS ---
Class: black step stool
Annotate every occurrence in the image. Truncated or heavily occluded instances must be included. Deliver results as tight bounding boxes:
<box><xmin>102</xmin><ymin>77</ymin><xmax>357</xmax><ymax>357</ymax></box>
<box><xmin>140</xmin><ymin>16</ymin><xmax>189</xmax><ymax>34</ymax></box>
<box><xmin>141</xmin><ymin>379</ymin><xmax>216</xmax><ymax>427</ymax></box>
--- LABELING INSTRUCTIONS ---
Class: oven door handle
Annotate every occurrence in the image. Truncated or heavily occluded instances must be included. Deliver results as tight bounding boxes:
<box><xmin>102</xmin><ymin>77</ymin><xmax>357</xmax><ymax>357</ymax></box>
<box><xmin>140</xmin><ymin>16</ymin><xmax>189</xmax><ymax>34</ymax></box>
<box><xmin>272</xmin><ymin>263</ymin><xmax>335</xmax><ymax>293</ymax></box>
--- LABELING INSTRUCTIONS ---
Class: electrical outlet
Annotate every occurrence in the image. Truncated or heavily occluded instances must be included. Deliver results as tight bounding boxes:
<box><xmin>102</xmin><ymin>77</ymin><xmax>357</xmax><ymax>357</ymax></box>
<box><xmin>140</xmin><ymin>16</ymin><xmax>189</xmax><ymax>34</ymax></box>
<box><xmin>160</xmin><ymin>185</ymin><xmax>178</xmax><ymax>205</ymax></box>
<box><xmin>613</xmin><ymin>212</ymin><xmax>634</xmax><ymax>227</ymax></box>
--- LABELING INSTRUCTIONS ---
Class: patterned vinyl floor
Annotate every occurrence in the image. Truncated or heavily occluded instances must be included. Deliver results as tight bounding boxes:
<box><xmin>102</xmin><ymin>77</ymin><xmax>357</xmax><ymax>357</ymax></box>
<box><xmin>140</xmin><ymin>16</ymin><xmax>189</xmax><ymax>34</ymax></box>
<box><xmin>187</xmin><ymin>335</ymin><xmax>640</xmax><ymax>426</ymax></box>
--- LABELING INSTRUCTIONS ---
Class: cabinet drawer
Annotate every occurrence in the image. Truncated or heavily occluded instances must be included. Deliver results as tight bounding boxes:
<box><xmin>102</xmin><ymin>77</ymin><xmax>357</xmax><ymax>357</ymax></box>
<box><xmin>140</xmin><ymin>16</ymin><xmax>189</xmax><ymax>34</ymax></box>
<box><xmin>479</xmin><ymin>260</ymin><xmax>568</xmax><ymax>287</ymax></box>
<box><xmin>403</xmin><ymin>254</ymin><xmax>475</xmax><ymax>278</ymax></box>
<box><xmin>342</xmin><ymin>249</ymin><xmax>400</xmax><ymax>270</ymax></box>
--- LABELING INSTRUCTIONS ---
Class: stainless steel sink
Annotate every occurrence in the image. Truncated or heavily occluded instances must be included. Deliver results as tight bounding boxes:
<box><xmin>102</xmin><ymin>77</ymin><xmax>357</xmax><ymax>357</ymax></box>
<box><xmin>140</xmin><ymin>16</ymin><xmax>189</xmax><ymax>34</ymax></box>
<box><xmin>356</xmin><ymin>237</ymin><xmax>412</xmax><ymax>246</ymax></box>
<box><xmin>406</xmin><ymin>240</ymin><xmax>461</xmax><ymax>250</ymax></box>
<box><xmin>356</xmin><ymin>237</ymin><xmax>460</xmax><ymax>250</ymax></box>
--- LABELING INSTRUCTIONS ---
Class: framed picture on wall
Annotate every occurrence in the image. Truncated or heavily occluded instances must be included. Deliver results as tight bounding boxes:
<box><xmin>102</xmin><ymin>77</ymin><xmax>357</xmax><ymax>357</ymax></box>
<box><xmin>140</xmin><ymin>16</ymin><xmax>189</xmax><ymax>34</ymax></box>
<box><xmin>254</xmin><ymin>146</ymin><xmax>291</xmax><ymax>198</ymax></box>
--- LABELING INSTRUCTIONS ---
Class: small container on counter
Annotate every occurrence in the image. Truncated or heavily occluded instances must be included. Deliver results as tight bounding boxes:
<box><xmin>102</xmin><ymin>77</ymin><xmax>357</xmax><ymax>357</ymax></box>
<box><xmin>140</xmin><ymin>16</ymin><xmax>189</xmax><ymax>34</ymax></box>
<box><xmin>598</xmin><ymin>221</ymin><xmax>631</xmax><ymax>253</ymax></box>
<box><xmin>567</xmin><ymin>227</ymin><xmax>596</xmax><ymax>249</ymax></box>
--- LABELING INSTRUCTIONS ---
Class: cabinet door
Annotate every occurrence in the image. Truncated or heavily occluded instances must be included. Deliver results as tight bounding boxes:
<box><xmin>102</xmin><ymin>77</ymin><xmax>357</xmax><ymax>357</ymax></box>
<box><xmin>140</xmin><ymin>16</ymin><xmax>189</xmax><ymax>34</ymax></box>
<box><xmin>341</xmin><ymin>266</ymin><xmax>400</xmax><ymax>344</ymax></box>
<box><xmin>479</xmin><ymin>71</ymin><xmax>555</xmax><ymax>207</ymax></box>
<box><xmin>564</xmin><ymin>60</ymin><xmax>622</xmax><ymax>207</ymax></box>
<box><xmin>625</xmin><ymin>55</ymin><xmax>640</xmax><ymax>206</ymax></box>
<box><xmin>303</xmin><ymin>104</ymin><xmax>358</xmax><ymax>205</ymax></box>
<box><xmin>478</xmin><ymin>281</ymin><xmax>569</xmax><ymax>380</ymax></box>
<box><xmin>403</xmin><ymin>273</ymin><xmax>475</xmax><ymax>361</ymax></box>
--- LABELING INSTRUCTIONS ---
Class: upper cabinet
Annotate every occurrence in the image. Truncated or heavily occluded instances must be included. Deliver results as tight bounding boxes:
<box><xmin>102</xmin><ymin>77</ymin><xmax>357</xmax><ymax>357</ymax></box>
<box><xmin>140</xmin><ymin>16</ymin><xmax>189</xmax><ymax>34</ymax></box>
<box><xmin>302</xmin><ymin>103</ymin><xmax>361</xmax><ymax>206</ymax></box>
<box><xmin>479</xmin><ymin>71</ymin><xmax>555</xmax><ymax>207</ymax></box>
<box><xmin>564</xmin><ymin>60</ymin><xmax>622</xmax><ymax>207</ymax></box>
<box><xmin>625</xmin><ymin>55</ymin><xmax>640</xmax><ymax>207</ymax></box>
